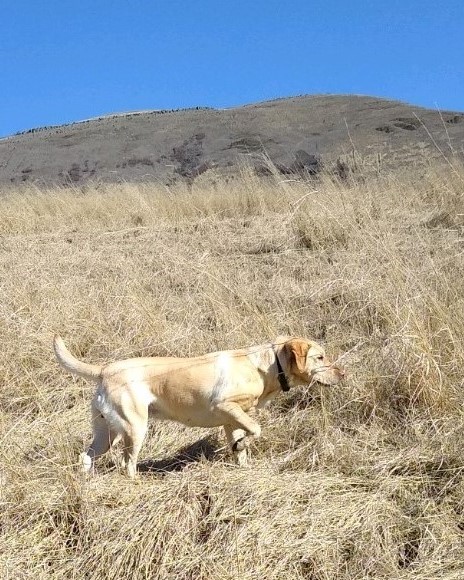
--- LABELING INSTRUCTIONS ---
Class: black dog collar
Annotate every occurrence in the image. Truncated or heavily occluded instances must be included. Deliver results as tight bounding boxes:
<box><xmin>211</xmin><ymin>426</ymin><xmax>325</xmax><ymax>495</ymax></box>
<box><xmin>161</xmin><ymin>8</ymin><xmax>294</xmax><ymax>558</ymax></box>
<box><xmin>275</xmin><ymin>351</ymin><xmax>290</xmax><ymax>392</ymax></box>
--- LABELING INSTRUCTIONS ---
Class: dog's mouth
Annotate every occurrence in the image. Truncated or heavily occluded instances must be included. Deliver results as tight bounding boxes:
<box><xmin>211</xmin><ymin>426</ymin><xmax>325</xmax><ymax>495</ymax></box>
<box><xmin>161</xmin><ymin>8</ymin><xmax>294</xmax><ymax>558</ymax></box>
<box><xmin>310</xmin><ymin>365</ymin><xmax>345</xmax><ymax>386</ymax></box>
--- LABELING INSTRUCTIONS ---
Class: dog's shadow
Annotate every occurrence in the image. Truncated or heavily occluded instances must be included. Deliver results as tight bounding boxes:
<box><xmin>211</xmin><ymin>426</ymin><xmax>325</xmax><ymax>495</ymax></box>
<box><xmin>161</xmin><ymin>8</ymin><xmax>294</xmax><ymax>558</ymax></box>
<box><xmin>136</xmin><ymin>436</ymin><xmax>222</xmax><ymax>475</ymax></box>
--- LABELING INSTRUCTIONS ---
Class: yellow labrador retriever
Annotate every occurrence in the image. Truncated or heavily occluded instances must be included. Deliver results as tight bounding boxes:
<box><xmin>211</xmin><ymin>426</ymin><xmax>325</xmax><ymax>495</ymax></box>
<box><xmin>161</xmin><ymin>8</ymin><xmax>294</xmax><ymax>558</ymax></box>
<box><xmin>54</xmin><ymin>335</ymin><xmax>344</xmax><ymax>477</ymax></box>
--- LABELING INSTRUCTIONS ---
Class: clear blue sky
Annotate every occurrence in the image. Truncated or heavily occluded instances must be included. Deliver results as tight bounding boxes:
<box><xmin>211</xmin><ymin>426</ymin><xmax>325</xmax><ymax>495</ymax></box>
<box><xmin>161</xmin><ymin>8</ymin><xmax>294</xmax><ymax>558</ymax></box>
<box><xmin>1</xmin><ymin>0</ymin><xmax>463</xmax><ymax>137</ymax></box>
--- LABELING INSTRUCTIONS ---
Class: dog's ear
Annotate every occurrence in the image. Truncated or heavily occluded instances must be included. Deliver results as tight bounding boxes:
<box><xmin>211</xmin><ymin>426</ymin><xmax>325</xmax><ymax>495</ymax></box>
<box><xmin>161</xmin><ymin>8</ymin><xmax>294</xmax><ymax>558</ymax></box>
<box><xmin>285</xmin><ymin>339</ymin><xmax>309</xmax><ymax>373</ymax></box>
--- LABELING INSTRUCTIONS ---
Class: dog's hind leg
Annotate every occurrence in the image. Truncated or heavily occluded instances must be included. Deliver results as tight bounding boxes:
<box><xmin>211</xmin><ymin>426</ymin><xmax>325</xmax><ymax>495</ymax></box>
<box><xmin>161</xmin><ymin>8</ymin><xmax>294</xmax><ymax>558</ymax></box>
<box><xmin>121</xmin><ymin>419</ymin><xmax>148</xmax><ymax>479</ymax></box>
<box><xmin>81</xmin><ymin>412</ymin><xmax>119</xmax><ymax>475</ymax></box>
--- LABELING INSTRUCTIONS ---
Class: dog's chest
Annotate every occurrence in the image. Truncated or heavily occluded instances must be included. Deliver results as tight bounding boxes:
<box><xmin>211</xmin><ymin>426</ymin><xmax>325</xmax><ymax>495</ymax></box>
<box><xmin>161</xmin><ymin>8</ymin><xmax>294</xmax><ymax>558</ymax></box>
<box><xmin>257</xmin><ymin>390</ymin><xmax>279</xmax><ymax>409</ymax></box>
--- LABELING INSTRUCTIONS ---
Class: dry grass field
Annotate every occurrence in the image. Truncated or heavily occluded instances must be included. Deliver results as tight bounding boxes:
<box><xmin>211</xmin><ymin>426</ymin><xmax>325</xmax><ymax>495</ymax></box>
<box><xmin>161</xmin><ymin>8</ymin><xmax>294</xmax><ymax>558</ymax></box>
<box><xmin>1</xmin><ymin>159</ymin><xmax>464</xmax><ymax>579</ymax></box>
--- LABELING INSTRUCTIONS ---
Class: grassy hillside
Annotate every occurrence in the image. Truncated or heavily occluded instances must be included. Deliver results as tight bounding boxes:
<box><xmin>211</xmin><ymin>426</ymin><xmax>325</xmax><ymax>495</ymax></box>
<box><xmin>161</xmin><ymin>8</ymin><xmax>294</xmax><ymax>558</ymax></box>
<box><xmin>1</xmin><ymin>159</ymin><xmax>464</xmax><ymax>579</ymax></box>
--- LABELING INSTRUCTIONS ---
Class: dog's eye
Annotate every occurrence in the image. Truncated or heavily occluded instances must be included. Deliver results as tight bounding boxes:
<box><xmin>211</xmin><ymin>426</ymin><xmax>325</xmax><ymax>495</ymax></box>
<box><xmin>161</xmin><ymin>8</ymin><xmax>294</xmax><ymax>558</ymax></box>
<box><xmin>316</xmin><ymin>355</ymin><xmax>324</xmax><ymax>361</ymax></box>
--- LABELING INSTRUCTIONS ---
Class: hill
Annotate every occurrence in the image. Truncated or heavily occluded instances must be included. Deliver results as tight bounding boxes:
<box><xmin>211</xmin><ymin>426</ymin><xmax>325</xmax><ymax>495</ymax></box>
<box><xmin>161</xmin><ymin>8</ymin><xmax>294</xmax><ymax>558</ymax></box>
<box><xmin>1</xmin><ymin>95</ymin><xmax>463</xmax><ymax>186</ymax></box>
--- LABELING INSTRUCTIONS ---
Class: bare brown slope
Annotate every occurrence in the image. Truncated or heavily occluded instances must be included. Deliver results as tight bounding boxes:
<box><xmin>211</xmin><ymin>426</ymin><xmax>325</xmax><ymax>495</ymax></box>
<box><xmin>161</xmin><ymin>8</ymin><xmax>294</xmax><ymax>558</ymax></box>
<box><xmin>0</xmin><ymin>94</ymin><xmax>463</xmax><ymax>187</ymax></box>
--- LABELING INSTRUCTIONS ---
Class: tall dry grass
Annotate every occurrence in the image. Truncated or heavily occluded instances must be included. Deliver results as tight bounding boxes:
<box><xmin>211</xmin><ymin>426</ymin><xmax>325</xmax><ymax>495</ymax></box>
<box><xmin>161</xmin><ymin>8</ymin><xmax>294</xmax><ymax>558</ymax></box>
<box><xmin>1</xmin><ymin>159</ymin><xmax>464</xmax><ymax>579</ymax></box>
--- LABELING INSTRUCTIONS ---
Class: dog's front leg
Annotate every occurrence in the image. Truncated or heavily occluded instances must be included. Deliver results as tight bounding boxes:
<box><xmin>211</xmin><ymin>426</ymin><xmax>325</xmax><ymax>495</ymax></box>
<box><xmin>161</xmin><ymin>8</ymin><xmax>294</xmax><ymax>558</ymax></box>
<box><xmin>215</xmin><ymin>401</ymin><xmax>261</xmax><ymax>466</ymax></box>
<box><xmin>223</xmin><ymin>425</ymin><xmax>249</xmax><ymax>466</ymax></box>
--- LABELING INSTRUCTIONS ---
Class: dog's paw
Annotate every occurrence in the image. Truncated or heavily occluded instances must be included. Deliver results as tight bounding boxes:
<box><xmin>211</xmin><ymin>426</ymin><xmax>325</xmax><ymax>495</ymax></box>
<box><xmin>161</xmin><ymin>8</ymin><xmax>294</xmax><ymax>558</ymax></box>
<box><xmin>232</xmin><ymin>437</ymin><xmax>249</xmax><ymax>452</ymax></box>
<box><xmin>80</xmin><ymin>452</ymin><xmax>93</xmax><ymax>474</ymax></box>
<box><xmin>235</xmin><ymin>447</ymin><xmax>250</xmax><ymax>468</ymax></box>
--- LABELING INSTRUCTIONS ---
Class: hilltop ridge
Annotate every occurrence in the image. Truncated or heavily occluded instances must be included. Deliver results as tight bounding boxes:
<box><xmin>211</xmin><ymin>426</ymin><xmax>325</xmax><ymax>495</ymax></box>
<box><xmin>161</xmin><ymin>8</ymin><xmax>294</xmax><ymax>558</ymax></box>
<box><xmin>1</xmin><ymin>95</ymin><xmax>463</xmax><ymax>187</ymax></box>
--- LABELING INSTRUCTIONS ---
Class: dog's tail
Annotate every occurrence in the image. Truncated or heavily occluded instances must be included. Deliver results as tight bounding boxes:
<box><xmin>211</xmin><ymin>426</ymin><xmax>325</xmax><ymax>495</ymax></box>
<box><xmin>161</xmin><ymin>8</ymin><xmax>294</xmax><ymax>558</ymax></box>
<box><xmin>53</xmin><ymin>335</ymin><xmax>102</xmax><ymax>381</ymax></box>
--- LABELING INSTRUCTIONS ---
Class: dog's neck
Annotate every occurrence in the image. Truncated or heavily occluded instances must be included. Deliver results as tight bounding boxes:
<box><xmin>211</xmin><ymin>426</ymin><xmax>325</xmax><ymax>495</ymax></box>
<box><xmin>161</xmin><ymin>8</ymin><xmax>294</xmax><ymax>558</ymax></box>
<box><xmin>245</xmin><ymin>343</ymin><xmax>291</xmax><ymax>394</ymax></box>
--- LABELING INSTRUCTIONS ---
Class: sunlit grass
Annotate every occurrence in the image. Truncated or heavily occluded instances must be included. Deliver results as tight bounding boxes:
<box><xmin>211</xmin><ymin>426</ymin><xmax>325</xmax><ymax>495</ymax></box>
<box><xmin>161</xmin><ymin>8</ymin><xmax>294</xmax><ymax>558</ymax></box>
<box><xmin>1</xmin><ymin>160</ymin><xmax>464</xmax><ymax>578</ymax></box>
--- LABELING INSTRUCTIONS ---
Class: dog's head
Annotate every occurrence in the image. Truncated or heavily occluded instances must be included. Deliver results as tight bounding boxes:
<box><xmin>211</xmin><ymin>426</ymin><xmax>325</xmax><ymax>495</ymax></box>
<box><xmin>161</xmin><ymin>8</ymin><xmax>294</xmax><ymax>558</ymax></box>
<box><xmin>277</xmin><ymin>336</ymin><xmax>345</xmax><ymax>386</ymax></box>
